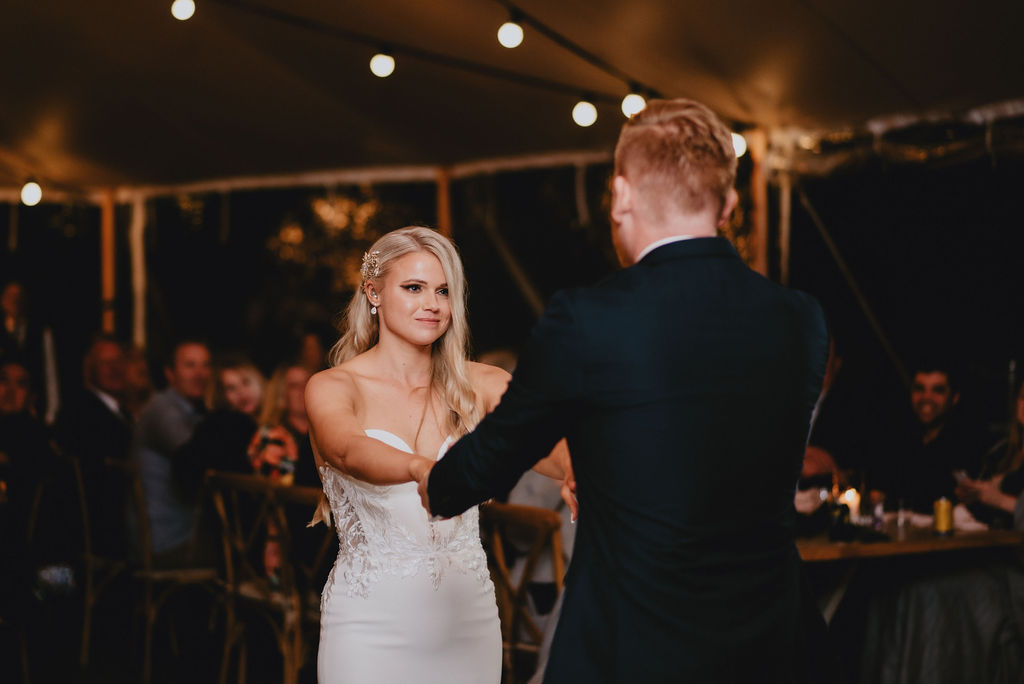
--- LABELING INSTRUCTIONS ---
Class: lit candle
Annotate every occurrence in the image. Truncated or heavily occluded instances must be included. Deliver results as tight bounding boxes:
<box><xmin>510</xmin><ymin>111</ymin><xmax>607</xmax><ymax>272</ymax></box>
<box><xmin>841</xmin><ymin>488</ymin><xmax>861</xmax><ymax>522</ymax></box>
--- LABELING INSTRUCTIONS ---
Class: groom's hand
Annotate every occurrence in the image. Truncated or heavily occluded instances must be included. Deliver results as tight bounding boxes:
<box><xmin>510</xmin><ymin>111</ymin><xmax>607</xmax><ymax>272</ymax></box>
<box><xmin>410</xmin><ymin>457</ymin><xmax>435</xmax><ymax>515</ymax></box>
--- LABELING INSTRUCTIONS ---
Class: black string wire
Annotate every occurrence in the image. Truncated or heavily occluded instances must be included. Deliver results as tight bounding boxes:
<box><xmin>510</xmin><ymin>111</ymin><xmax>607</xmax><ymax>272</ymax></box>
<box><xmin>208</xmin><ymin>0</ymin><xmax>635</xmax><ymax>104</ymax></box>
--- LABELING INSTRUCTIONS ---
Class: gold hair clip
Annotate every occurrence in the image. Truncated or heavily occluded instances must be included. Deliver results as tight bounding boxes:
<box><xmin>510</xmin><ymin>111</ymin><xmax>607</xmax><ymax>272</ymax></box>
<box><xmin>360</xmin><ymin>250</ymin><xmax>381</xmax><ymax>280</ymax></box>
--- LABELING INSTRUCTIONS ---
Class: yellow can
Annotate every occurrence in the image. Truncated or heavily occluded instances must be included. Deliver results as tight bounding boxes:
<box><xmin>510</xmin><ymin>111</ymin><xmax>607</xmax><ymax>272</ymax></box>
<box><xmin>933</xmin><ymin>497</ymin><xmax>953</xmax><ymax>536</ymax></box>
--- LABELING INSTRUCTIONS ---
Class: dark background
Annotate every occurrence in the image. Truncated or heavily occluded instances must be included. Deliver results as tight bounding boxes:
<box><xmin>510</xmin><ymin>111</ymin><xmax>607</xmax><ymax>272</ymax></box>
<box><xmin>2</xmin><ymin>153</ymin><xmax>1022</xmax><ymax>455</ymax></box>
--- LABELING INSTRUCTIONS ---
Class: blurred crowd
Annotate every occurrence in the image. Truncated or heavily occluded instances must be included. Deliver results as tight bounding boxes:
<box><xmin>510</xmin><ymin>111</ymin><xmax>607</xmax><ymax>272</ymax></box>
<box><xmin>0</xmin><ymin>278</ymin><xmax>330</xmax><ymax>600</ymax></box>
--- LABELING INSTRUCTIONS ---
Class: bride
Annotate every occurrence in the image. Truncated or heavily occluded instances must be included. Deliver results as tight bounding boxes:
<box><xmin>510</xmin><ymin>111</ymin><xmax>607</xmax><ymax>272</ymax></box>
<box><xmin>306</xmin><ymin>226</ymin><xmax>572</xmax><ymax>684</ymax></box>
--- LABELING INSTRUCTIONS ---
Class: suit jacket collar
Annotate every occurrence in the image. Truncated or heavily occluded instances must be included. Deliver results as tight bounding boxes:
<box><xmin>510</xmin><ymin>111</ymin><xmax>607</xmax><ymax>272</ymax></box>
<box><xmin>636</xmin><ymin>235</ymin><xmax>738</xmax><ymax>266</ymax></box>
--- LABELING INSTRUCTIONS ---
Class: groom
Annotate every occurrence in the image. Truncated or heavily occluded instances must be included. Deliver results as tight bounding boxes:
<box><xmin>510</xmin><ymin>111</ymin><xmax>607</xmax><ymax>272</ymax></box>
<box><xmin>418</xmin><ymin>99</ymin><xmax>828</xmax><ymax>682</ymax></box>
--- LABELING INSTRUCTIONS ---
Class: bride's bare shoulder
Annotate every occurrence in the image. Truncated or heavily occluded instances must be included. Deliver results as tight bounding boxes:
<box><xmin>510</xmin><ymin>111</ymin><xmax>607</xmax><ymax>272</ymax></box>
<box><xmin>467</xmin><ymin>361</ymin><xmax>511</xmax><ymax>411</ymax></box>
<box><xmin>306</xmin><ymin>362</ymin><xmax>362</xmax><ymax>402</ymax></box>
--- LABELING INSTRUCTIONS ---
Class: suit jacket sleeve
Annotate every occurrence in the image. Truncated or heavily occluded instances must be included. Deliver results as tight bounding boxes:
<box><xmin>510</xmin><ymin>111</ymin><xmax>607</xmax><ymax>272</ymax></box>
<box><xmin>428</xmin><ymin>290</ymin><xmax>582</xmax><ymax>517</ymax></box>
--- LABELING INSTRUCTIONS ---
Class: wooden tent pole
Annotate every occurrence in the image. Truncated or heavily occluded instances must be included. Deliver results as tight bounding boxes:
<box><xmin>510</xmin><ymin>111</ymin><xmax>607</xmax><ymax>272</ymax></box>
<box><xmin>130</xmin><ymin>196</ymin><xmax>147</xmax><ymax>350</ymax></box>
<box><xmin>796</xmin><ymin>184</ymin><xmax>909</xmax><ymax>388</ymax></box>
<box><xmin>779</xmin><ymin>170</ymin><xmax>792</xmax><ymax>286</ymax></box>
<box><xmin>436</xmin><ymin>167</ymin><xmax>452</xmax><ymax>238</ymax></box>
<box><xmin>747</xmin><ymin>129</ymin><xmax>769</xmax><ymax>276</ymax></box>
<box><xmin>100</xmin><ymin>189</ymin><xmax>116</xmax><ymax>334</ymax></box>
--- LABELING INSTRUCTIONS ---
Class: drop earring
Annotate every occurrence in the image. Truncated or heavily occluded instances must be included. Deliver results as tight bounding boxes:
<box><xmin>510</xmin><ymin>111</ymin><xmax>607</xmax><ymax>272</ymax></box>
<box><xmin>370</xmin><ymin>305</ymin><xmax>377</xmax><ymax>315</ymax></box>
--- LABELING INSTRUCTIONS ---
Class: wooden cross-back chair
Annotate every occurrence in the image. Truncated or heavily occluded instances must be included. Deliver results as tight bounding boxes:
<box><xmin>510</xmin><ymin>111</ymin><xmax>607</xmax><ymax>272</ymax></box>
<box><xmin>66</xmin><ymin>452</ymin><xmax>129</xmax><ymax>668</ymax></box>
<box><xmin>8</xmin><ymin>447</ymin><xmax>76</xmax><ymax>684</ymax></box>
<box><xmin>206</xmin><ymin>472</ymin><xmax>333</xmax><ymax>684</ymax></box>
<box><xmin>272</xmin><ymin>484</ymin><xmax>337</xmax><ymax>611</ymax></box>
<box><xmin>104</xmin><ymin>457</ymin><xmax>219</xmax><ymax>684</ymax></box>
<box><xmin>479</xmin><ymin>501</ymin><xmax>565</xmax><ymax>684</ymax></box>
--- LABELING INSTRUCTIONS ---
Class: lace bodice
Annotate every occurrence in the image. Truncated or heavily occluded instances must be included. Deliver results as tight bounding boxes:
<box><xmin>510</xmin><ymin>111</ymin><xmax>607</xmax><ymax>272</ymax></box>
<box><xmin>320</xmin><ymin>429</ymin><xmax>490</xmax><ymax>601</ymax></box>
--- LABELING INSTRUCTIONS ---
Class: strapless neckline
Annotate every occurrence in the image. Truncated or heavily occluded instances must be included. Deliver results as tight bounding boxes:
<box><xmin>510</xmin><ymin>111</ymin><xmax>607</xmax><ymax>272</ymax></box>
<box><xmin>364</xmin><ymin>428</ymin><xmax>453</xmax><ymax>462</ymax></box>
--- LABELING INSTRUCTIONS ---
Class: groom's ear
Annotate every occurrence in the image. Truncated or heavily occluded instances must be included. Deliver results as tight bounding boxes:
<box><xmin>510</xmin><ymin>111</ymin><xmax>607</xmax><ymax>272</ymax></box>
<box><xmin>611</xmin><ymin>175</ymin><xmax>632</xmax><ymax>223</ymax></box>
<box><xmin>716</xmin><ymin>188</ymin><xmax>739</xmax><ymax>228</ymax></box>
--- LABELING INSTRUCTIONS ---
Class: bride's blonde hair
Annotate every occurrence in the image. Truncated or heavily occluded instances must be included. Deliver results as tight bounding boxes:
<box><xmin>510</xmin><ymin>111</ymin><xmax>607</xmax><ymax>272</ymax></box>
<box><xmin>329</xmin><ymin>226</ymin><xmax>481</xmax><ymax>438</ymax></box>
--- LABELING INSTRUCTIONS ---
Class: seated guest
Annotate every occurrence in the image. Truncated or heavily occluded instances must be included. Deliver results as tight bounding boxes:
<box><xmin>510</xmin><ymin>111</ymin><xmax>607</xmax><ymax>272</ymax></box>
<box><xmin>122</xmin><ymin>345</ymin><xmax>153</xmax><ymax>421</ymax></box>
<box><xmin>0</xmin><ymin>357</ymin><xmax>33</xmax><ymax>417</ymax></box>
<box><xmin>868</xmin><ymin>360</ymin><xmax>986</xmax><ymax>513</ymax></box>
<box><xmin>1</xmin><ymin>280</ymin><xmax>60</xmax><ymax>424</ymax></box>
<box><xmin>132</xmin><ymin>339</ymin><xmax>211</xmax><ymax>568</ymax></box>
<box><xmin>957</xmin><ymin>376</ymin><xmax>1024</xmax><ymax>525</ymax></box>
<box><xmin>246</xmin><ymin>362</ymin><xmax>315</xmax><ymax>584</ymax></box>
<box><xmin>174</xmin><ymin>355</ymin><xmax>266</xmax><ymax>497</ymax></box>
<box><xmin>0</xmin><ymin>359</ymin><xmax>76</xmax><ymax>581</ymax></box>
<box><xmin>247</xmin><ymin>362</ymin><xmax>316</xmax><ymax>487</ymax></box>
<box><xmin>55</xmin><ymin>334</ymin><xmax>132</xmax><ymax>555</ymax></box>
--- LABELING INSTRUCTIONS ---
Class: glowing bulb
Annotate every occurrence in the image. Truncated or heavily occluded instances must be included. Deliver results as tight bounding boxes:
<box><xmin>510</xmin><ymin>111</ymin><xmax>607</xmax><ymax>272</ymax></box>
<box><xmin>170</xmin><ymin>0</ymin><xmax>195</xmax><ymax>21</ymax></box>
<box><xmin>369</xmin><ymin>53</ymin><xmax>395</xmax><ymax>78</ymax></box>
<box><xmin>21</xmin><ymin>181</ymin><xmax>41</xmax><ymax>207</ymax></box>
<box><xmin>572</xmin><ymin>100</ymin><xmax>597</xmax><ymax>127</ymax></box>
<box><xmin>621</xmin><ymin>93</ymin><xmax>646</xmax><ymax>118</ymax></box>
<box><xmin>497</xmin><ymin>21</ymin><xmax>524</xmax><ymax>48</ymax></box>
<box><xmin>731</xmin><ymin>132</ymin><xmax>747</xmax><ymax>157</ymax></box>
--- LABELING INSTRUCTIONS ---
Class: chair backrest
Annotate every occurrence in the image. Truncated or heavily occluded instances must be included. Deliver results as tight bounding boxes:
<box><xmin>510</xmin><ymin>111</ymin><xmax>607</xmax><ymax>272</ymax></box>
<box><xmin>273</xmin><ymin>484</ymin><xmax>338</xmax><ymax>603</ymax></box>
<box><xmin>66</xmin><ymin>453</ymin><xmax>93</xmax><ymax>559</ymax></box>
<box><xmin>23</xmin><ymin>445</ymin><xmax>86</xmax><ymax>561</ymax></box>
<box><xmin>103</xmin><ymin>457</ymin><xmax>155</xmax><ymax>570</ymax></box>
<box><xmin>206</xmin><ymin>471</ymin><xmax>308</xmax><ymax>605</ymax></box>
<box><xmin>479</xmin><ymin>501</ymin><xmax>565</xmax><ymax>654</ymax></box>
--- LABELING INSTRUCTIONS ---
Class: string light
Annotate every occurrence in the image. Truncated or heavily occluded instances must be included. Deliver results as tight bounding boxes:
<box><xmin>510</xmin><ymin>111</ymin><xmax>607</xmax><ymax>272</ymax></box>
<box><xmin>731</xmin><ymin>132</ymin><xmax>748</xmax><ymax>157</ymax></box>
<box><xmin>170</xmin><ymin>0</ymin><xmax>195</xmax><ymax>21</ymax></box>
<box><xmin>203</xmin><ymin>2</ymin><xmax>662</xmax><ymax>133</ymax></box>
<box><xmin>572</xmin><ymin>99</ymin><xmax>597</xmax><ymax>127</ymax></box>
<box><xmin>369</xmin><ymin>52</ymin><xmax>395</xmax><ymax>78</ymax></box>
<box><xmin>20</xmin><ymin>181</ymin><xmax>42</xmax><ymax>207</ymax></box>
<box><xmin>621</xmin><ymin>92</ymin><xmax>646</xmax><ymax>118</ymax></box>
<box><xmin>497</xmin><ymin>20</ymin><xmax>524</xmax><ymax>49</ymax></box>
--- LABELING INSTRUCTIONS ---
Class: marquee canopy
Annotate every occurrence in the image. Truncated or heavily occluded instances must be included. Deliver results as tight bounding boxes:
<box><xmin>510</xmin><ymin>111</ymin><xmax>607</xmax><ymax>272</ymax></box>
<box><xmin>4</xmin><ymin>0</ymin><xmax>1023</xmax><ymax>194</ymax></box>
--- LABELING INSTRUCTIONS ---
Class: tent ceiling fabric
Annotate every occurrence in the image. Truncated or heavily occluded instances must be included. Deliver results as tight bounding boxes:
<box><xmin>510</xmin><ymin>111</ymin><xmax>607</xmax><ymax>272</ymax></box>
<box><xmin>3</xmin><ymin>0</ymin><xmax>1022</xmax><ymax>191</ymax></box>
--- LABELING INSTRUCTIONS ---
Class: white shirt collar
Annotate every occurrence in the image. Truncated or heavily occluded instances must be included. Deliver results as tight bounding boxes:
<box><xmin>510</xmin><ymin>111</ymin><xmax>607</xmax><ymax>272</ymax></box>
<box><xmin>90</xmin><ymin>387</ymin><xmax>122</xmax><ymax>415</ymax></box>
<box><xmin>635</xmin><ymin>234</ymin><xmax>698</xmax><ymax>263</ymax></box>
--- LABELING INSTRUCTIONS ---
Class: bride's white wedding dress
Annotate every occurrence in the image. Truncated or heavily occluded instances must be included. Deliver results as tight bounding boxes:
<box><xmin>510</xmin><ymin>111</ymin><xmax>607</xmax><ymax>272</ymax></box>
<box><xmin>318</xmin><ymin>429</ymin><xmax>501</xmax><ymax>684</ymax></box>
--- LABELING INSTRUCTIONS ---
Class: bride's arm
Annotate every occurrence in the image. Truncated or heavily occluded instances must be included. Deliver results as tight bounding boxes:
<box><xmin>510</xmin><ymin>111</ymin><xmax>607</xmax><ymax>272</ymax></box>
<box><xmin>306</xmin><ymin>370</ymin><xmax>433</xmax><ymax>486</ymax></box>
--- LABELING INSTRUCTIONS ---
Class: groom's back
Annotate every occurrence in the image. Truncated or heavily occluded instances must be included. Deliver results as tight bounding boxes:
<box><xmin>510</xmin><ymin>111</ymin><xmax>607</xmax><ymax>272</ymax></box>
<box><xmin>545</xmin><ymin>237</ymin><xmax>827</xmax><ymax>683</ymax></box>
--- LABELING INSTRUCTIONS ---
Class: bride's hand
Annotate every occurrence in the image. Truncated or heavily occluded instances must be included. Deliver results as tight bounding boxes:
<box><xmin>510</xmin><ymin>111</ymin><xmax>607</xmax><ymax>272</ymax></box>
<box><xmin>409</xmin><ymin>456</ymin><xmax>435</xmax><ymax>513</ymax></box>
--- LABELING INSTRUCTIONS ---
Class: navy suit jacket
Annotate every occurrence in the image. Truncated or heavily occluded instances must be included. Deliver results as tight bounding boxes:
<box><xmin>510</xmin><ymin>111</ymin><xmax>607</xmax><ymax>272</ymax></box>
<box><xmin>429</xmin><ymin>237</ymin><xmax>828</xmax><ymax>683</ymax></box>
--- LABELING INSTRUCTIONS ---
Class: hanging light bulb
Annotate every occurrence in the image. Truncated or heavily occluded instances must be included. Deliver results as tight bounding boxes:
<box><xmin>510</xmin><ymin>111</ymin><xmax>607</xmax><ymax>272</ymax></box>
<box><xmin>621</xmin><ymin>92</ymin><xmax>646</xmax><ymax>118</ymax></box>
<box><xmin>369</xmin><ymin>52</ymin><xmax>395</xmax><ymax>78</ymax></box>
<box><xmin>572</xmin><ymin>100</ymin><xmax>598</xmax><ymax>127</ymax></box>
<box><xmin>170</xmin><ymin>0</ymin><xmax>195</xmax><ymax>21</ymax></box>
<box><xmin>497</xmin><ymin>20</ymin><xmax>524</xmax><ymax>48</ymax></box>
<box><xmin>731</xmin><ymin>132</ymin><xmax>748</xmax><ymax>157</ymax></box>
<box><xmin>21</xmin><ymin>181</ymin><xmax>42</xmax><ymax>207</ymax></box>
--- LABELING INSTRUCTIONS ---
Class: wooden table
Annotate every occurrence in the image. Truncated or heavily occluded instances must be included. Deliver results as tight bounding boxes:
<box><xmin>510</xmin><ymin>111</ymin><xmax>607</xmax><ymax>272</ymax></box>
<box><xmin>798</xmin><ymin>526</ymin><xmax>1023</xmax><ymax>562</ymax></box>
<box><xmin>797</xmin><ymin>524</ymin><xmax>1023</xmax><ymax>623</ymax></box>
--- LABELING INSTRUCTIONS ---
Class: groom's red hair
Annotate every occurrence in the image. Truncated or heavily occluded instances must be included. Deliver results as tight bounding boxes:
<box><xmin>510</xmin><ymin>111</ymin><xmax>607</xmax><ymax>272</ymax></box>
<box><xmin>614</xmin><ymin>99</ymin><xmax>737</xmax><ymax>219</ymax></box>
